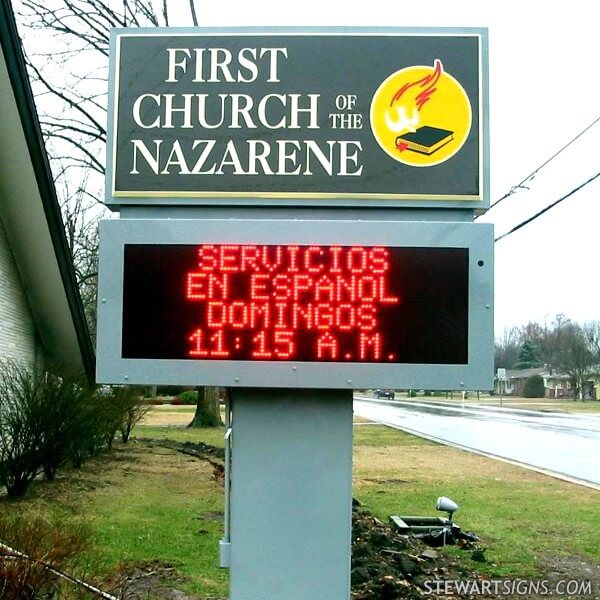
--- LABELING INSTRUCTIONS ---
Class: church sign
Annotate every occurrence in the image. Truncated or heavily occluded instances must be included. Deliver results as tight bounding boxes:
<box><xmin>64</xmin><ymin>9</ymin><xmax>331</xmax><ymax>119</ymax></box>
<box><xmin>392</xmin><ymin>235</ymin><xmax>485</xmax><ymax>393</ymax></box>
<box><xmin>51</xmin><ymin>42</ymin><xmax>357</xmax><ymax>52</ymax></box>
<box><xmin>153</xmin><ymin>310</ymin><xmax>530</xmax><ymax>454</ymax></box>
<box><xmin>107</xmin><ymin>29</ymin><xmax>488</xmax><ymax>207</ymax></box>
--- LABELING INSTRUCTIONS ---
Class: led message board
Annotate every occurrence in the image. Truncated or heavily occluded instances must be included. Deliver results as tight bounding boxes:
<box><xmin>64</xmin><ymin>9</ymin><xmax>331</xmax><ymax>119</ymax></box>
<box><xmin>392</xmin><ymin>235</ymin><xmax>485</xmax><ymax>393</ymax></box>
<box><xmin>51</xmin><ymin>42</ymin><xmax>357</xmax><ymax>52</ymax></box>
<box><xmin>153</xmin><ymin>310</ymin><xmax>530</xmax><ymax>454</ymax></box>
<box><xmin>122</xmin><ymin>244</ymin><xmax>468</xmax><ymax>364</ymax></box>
<box><xmin>96</xmin><ymin>219</ymin><xmax>494</xmax><ymax>389</ymax></box>
<box><xmin>107</xmin><ymin>28</ymin><xmax>488</xmax><ymax>208</ymax></box>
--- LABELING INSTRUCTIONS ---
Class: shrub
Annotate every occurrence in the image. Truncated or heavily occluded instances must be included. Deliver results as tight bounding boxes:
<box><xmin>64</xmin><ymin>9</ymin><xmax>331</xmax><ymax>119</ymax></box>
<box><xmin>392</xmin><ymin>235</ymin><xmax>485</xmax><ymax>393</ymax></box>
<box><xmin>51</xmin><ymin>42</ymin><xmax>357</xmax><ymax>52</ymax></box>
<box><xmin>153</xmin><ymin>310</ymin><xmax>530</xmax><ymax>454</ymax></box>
<box><xmin>524</xmin><ymin>375</ymin><xmax>545</xmax><ymax>398</ymax></box>
<box><xmin>0</xmin><ymin>366</ymin><xmax>191</xmax><ymax>498</ymax></box>
<box><xmin>178</xmin><ymin>390</ymin><xmax>198</xmax><ymax>405</ymax></box>
<box><xmin>95</xmin><ymin>389</ymin><xmax>125</xmax><ymax>449</ymax></box>
<box><xmin>0</xmin><ymin>361</ymin><xmax>127</xmax><ymax>494</ymax></box>
<box><xmin>0</xmin><ymin>512</ymin><xmax>89</xmax><ymax>599</ymax></box>
<box><xmin>38</xmin><ymin>369</ymin><xmax>94</xmax><ymax>480</ymax></box>
<box><xmin>0</xmin><ymin>361</ymin><xmax>48</xmax><ymax>497</ymax></box>
<box><xmin>171</xmin><ymin>397</ymin><xmax>182</xmax><ymax>405</ymax></box>
<box><xmin>111</xmin><ymin>386</ymin><xmax>151</xmax><ymax>443</ymax></box>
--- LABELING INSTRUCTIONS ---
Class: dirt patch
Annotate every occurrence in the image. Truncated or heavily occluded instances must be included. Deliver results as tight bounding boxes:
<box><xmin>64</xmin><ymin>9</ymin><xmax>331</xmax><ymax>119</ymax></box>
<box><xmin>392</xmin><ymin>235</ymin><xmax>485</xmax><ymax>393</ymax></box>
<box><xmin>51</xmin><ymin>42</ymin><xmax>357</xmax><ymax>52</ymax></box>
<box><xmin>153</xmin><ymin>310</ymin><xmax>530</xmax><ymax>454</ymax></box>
<box><xmin>106</xmin><ymin>560</ymin><xmax>199</xmax><ymax>600</ymax></box>
<box><xmin>140</xmin><ymin>439</ymin><xmax>225</xmax><ymax>483</ymax></box>
<box><xmin>351</xmin><ymin>502</ymin><xmax>600</xmax><ymax>600</ymax></box>
<box><xmin>194</xmin><ymin>511</ymin><xmax>224</xmax><ymax>523</ymax></box>
<box><xmin>355</xmin><ymin>445</ymin><xmax>557</xmax><ymax>486</ymax></box>
<box><xmin>141</xmin><ymin>408</ymin><xmax>195</xmax><ymax>427</ymax></box>
<box><xmin>351</xmin><ymin>499</ymin><xmax>483</xmax><ymax>599</ymax></box>
<box><xmin>364</xmin><ymin>478</ymin><xmax>412</xmax><ymax>485</ymax></box>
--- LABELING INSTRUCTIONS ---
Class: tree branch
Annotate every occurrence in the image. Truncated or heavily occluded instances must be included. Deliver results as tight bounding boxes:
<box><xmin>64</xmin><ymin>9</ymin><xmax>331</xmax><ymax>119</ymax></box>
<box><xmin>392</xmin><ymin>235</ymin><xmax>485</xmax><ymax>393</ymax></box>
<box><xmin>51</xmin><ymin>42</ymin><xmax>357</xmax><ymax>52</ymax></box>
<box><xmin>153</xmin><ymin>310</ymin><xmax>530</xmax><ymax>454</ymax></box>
<box><xmin>25</xmin><ymin>57</ymin><xmax>107</xmax><ymax>137</ymax></box>
<box><xmin>188</xmin><ymin>0</ymin><xmax>198</xmax><ymax>26</ymax></box>
<box><xmin>46</xmin><ymin>133</ymin><xmax>105</xmax><ymax>174</ymax></box>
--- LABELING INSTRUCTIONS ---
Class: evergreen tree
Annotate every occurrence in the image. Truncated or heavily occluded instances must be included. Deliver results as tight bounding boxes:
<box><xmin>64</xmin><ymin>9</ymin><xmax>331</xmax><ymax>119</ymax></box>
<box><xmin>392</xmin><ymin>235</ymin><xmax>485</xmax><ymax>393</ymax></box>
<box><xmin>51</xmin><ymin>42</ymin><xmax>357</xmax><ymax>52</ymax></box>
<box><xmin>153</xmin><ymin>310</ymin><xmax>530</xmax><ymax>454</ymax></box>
<box><xmin>514</xmin><ymin>340</ymin><xmax>543</xmax><ymax>369</ymax></box>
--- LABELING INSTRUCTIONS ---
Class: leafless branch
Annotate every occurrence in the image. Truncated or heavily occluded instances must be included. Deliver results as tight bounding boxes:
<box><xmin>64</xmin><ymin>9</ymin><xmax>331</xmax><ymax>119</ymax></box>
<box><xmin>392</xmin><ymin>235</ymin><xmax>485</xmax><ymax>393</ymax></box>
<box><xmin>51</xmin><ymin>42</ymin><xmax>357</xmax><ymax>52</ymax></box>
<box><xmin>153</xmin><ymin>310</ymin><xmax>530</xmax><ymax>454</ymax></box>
<box><xmin>47</xmin><ymin>133</ymin><xmax>104</xmax><ymax>173</ymax></box>
<box><xmin>188</xmin><ymin>0</ymin><xmax>198</xmax><ymax>26</ymax></box>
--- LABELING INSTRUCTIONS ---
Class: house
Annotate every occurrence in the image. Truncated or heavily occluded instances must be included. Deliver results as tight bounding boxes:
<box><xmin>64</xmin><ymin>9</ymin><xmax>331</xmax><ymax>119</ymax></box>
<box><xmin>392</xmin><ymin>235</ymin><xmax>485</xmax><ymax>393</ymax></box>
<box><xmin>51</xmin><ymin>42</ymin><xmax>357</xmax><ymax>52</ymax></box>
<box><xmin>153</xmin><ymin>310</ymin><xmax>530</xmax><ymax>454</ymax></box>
<box><xmin>542</xmin><ymin>370</ymin><xmax>576</xmax><ymax>399</ymax></box>
<box><xmin>495</xmin><ymin>367</ymin><xmax>545</xmax><ymax>397</ymax></box>
<box><xmin>495</xmin><ymin>367</ymin><xmax>597</xmax><ymax>400</ymax></box>
<box><xmin>0</xmin><ymin>1</ymin><xmax>94</xmax><ymax>378</ymax></box>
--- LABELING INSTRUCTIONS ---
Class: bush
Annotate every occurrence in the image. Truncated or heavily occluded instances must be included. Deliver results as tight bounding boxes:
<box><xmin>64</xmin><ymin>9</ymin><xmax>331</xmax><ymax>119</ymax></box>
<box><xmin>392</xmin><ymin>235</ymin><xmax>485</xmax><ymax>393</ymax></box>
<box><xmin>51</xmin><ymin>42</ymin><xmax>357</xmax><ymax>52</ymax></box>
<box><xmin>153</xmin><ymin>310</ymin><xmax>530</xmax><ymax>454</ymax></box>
<box><xmin>524</xmin><ymin>375</ymin><xmax>545</xmax><ymax>398</ymax></box>
<box><xmin>0</xmin><ymin>512</ymin><xmax>89</xmax><ymax>599</ymax></box>
<box><xmin>0</xmin><ymin>361</ymin><xmax>47</xmax><ymax>497</ymax></box>
<box><xmin>37</xmin><ymin>369</ymin><xmax>96</xmax><ymax>480</ymax></box>
<box><xmin>178</xmin><ymin>390</ymin><xmax>198</xmax><ymax>405</ymax></box>
<box><xmin>0</xmin><ymin>360</ymin><xmax>110</xmax><ymax>494</ymax></box>
<box><xmin>108</xmin><ymin>385</ymin><xmax>151</xmax><ymax>443</ymax></box>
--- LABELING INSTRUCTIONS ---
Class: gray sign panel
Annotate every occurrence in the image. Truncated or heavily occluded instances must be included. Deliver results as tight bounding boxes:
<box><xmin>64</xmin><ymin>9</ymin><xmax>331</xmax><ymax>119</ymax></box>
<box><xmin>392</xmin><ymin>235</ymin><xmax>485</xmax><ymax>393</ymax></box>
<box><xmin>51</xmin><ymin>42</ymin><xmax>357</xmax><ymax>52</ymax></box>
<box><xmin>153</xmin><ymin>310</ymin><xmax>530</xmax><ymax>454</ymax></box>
<box><xmin>107</xmin><ymin>28</ymin><xmax>488</xmax><ymax>208</ymax></box>
<box><xmin>96</xmin><ymin>218</ymin><xmax>494</xmax><ymax>389</ymax></box>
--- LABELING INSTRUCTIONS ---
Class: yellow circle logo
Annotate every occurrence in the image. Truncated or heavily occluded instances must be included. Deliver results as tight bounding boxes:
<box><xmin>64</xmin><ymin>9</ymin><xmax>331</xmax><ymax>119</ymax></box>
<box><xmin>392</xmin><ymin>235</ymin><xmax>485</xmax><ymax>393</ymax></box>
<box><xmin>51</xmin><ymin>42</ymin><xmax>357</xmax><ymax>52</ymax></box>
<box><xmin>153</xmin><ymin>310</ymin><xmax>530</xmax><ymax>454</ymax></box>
<box><xmin>370</xmin><ymin>59</ymin><xmax>472</xmax><ymax>167</ymax></box>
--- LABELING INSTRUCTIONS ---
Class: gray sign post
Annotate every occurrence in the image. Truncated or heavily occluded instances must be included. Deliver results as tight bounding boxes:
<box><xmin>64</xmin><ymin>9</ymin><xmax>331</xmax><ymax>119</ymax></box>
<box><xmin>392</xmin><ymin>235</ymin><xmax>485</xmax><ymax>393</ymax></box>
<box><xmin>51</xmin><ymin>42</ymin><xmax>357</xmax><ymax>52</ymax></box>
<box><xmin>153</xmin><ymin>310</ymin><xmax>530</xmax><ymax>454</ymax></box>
<box><xmin>228</xmin><ymin>388</ymin><xmax>353</xmax><ymax>599</ymax></box>
<box><xmin>98</xmin><ymin>27</ymin><xmax>491</xmax><ymax>600</ymax></box>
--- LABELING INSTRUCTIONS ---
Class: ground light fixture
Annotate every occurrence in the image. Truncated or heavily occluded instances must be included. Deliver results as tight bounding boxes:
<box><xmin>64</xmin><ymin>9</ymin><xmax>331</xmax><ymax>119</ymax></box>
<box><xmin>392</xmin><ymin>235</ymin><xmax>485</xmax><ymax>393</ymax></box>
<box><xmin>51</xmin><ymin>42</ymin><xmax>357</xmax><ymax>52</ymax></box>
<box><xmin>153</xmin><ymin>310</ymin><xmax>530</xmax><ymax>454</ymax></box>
<box><xmin>436</xmin><ymin>496</ymin><xmax>459</xmax><ymax>547</ymax></box>
<box><xmin>436</xmin><ymin>496</ymin><xmax>459</xmax><ymax>523</ymax></box>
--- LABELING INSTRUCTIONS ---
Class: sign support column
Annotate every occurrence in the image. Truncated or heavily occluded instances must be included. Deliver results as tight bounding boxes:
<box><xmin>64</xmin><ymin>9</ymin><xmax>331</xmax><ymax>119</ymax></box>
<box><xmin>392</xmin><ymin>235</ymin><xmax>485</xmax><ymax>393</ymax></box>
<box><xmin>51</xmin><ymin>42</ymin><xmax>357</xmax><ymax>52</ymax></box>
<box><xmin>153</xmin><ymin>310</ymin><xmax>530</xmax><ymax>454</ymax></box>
<box><xmin>229</xmin><ymin>387</ymin><xmax>353</xmax><ymax>600</ymax></box>
<box><xmin>99</xmin><ymin>27</ymin><xmax>492</xmax><ymax>600</ymax></box>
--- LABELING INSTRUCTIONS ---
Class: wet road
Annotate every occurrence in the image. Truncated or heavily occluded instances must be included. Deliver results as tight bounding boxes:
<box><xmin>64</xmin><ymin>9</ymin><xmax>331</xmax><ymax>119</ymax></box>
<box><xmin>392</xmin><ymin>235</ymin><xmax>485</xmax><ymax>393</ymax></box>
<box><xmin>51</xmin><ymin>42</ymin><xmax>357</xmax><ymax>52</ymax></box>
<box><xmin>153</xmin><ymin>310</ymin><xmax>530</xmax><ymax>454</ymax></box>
<box><xmin>354</xmin><ymin>396</ymin><xmax>600</xmax><ymax>488</ymax></box>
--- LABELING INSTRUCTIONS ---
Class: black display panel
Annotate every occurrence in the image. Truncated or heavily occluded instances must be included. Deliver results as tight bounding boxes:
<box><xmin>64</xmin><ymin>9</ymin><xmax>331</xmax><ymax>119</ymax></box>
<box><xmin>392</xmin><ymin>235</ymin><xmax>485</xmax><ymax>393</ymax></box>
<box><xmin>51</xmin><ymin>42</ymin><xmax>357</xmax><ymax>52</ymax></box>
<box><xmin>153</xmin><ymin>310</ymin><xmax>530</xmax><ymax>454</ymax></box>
<box><xmin>122</xmin><ymin>244</ymin><xmax>469</xmax><ymax>364</ymax></box>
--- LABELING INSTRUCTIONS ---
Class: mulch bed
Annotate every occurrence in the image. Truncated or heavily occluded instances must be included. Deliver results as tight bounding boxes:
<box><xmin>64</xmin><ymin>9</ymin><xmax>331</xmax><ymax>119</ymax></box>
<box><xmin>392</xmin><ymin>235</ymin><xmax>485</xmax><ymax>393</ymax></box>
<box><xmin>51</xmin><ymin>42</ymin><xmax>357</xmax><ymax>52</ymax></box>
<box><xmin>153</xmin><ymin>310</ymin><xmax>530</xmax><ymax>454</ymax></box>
<box><xmin>351</xmin><ymin>499</ymin><xmax>482</xmax><ymax>599</ymax></box>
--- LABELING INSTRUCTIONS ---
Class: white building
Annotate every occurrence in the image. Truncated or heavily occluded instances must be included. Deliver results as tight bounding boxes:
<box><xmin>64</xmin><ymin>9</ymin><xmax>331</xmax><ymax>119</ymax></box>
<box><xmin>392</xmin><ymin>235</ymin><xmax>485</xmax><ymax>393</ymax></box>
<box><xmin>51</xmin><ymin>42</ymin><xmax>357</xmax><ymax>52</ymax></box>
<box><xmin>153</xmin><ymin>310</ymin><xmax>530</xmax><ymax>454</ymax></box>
<box><xmin>0</xmin><ymin>2</ymin><xmax>94</xmax><ymax>378</ymax></box>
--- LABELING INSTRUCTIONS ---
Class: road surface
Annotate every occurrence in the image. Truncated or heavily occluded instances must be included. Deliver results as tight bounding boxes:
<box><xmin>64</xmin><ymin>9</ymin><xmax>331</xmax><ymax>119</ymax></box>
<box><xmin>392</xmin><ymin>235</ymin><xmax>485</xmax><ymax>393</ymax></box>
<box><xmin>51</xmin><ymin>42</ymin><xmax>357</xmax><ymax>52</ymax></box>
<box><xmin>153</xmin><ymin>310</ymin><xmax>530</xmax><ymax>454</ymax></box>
<box><xmin>354</xmin><ymin>396</ymin><xmax>600</xmax><ymax>488</ymax></box>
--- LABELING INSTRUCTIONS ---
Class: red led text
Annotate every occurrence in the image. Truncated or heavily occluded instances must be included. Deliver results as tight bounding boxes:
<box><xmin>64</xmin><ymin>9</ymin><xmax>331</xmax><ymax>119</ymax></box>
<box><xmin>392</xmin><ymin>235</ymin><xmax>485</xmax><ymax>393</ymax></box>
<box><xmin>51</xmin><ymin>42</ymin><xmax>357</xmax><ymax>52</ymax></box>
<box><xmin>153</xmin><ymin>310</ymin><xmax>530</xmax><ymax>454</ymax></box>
<box><xmin>185</xmin><ymin>244</ymin><xmax>400</xmax><ymax>361</ymax></box>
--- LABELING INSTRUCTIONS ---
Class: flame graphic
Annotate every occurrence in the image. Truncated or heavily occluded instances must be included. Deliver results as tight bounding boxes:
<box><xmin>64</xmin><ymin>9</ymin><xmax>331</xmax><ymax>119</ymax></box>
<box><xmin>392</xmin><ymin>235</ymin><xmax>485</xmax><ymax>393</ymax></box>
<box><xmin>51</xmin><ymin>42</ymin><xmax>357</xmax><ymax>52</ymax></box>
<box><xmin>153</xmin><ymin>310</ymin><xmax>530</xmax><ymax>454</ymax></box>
<box><xmin>385</xmin><ymin>59</ymin><xmax>443</xmax><ymax>136</ymax></box>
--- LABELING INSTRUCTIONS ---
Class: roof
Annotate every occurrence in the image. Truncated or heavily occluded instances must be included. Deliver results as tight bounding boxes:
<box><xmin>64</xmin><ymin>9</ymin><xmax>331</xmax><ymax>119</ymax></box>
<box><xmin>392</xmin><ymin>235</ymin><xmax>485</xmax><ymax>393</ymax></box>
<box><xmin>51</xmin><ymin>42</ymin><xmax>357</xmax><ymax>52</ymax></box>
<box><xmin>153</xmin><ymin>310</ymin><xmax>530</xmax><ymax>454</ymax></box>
<box><xmin>505</xmin><ymin>367</ymin><xmax>545</xmax><ymax>380</ymax></box>
<box><xmin>0</xmin><ymin>0</ymin><xmax>95</xmax><ymax>380</ymax></box>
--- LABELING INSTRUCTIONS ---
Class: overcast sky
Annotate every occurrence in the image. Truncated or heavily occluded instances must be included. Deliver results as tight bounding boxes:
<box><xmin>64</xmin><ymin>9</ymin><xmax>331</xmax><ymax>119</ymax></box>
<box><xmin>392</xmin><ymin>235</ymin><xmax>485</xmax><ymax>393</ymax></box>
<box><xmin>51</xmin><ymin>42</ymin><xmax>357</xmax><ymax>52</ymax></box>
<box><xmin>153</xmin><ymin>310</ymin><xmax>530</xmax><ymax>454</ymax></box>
<box><xmin>164</xmin><ymin>0</ymin><xmax>600</xmax><ymax>335</ymax></box>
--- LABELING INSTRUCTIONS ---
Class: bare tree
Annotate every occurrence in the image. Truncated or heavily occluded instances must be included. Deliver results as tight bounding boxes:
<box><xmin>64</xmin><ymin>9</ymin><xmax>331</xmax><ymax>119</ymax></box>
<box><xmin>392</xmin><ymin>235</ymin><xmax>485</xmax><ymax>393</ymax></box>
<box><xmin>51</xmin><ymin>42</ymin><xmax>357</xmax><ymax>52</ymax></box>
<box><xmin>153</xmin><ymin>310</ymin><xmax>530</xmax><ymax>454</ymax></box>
<box><xmin>494</xmin><ymin>326</ymin><xmax>521</xmax><ymax>370</ymax></box>
<box><xmin>554</xmin><ymin>323</ymin><xmax>597</xmax><ymax>401</ymax></box>
<box><xmin>520</xmin><ymin>314</ymin><xmax>572</xmax><ymax>373</ymax></box>
<box><xmin>15</xmin><ymin>0</ymin><xmax>216</xmax><ymax>421</ymax></box>
<box><xmin>15</xmin><ymin>0</ymin><xmax>150</xmax><ymax>337</ymax></box>
<box><xmin>583</xmin><ymin>321</ymin><xmax>600</xmax><ymax>359</ymax></box>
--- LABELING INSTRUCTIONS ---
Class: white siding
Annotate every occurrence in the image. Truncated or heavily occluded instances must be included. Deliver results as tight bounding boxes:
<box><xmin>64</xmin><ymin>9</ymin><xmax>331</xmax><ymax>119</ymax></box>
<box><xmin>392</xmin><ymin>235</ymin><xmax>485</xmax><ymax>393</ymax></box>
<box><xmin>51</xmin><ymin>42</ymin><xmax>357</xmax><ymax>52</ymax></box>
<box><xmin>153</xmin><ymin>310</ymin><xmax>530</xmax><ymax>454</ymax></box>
<box><xmin>0</xmin><ymin>209</ymin><xmax>38</xmax><ymax>364</ymax></box>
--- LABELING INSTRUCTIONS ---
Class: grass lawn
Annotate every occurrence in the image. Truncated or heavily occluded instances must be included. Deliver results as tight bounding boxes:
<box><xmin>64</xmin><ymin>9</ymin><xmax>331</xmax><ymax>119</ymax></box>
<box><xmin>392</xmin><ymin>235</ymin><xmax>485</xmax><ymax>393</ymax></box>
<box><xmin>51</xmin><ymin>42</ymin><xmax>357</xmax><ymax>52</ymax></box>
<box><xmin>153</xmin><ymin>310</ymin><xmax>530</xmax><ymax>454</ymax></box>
<box><xmin>353</xmin><ymin>424</ymin><xmax>600</xmax><ymax>577</ymax></box>
<box><xmin>1</xmin><ymin>406</ymin><xmax>598</xmax><ymax>597</ymax></box>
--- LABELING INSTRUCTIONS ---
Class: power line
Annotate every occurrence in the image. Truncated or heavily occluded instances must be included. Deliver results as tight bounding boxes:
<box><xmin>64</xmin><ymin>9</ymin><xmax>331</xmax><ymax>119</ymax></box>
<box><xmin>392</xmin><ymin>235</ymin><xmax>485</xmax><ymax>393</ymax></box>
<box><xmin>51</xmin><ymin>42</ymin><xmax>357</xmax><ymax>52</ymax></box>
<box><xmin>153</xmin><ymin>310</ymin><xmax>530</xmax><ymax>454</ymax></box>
<box><xmin>483</xmin><ymin>114</ymin><xmax>600</xmax><ymax>215</ymax></box>
<box><xmin>495</xmin><ymin>170</ymin><xmax>600</xmax><ymax>243</ymax></box>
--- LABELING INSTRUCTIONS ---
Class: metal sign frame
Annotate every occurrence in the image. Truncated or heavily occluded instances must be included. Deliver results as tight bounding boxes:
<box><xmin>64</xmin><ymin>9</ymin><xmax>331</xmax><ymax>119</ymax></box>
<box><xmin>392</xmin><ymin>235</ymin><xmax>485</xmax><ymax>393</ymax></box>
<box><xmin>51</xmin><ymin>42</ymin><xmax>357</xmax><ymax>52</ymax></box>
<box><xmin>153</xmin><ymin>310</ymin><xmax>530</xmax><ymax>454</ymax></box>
<box><xmin>96</xmin><ymin>218</ymin><xmax>494</xmax><ymax>389</ymax></box>
<box><xmin>106</xmin><ymin>27</ymin><xmax>489</xmax><ymax>209</ymax></box>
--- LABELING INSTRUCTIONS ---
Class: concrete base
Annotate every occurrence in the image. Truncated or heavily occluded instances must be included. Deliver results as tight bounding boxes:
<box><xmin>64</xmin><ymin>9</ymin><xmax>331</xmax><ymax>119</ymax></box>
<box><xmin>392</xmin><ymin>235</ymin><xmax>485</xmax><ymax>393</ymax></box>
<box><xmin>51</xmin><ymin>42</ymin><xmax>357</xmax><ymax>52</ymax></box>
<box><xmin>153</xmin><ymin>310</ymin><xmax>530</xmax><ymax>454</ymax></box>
<box><xmin>229</xmin><ymin>388</ymin><xmax>353</xmax><ymax>600</ymax></box>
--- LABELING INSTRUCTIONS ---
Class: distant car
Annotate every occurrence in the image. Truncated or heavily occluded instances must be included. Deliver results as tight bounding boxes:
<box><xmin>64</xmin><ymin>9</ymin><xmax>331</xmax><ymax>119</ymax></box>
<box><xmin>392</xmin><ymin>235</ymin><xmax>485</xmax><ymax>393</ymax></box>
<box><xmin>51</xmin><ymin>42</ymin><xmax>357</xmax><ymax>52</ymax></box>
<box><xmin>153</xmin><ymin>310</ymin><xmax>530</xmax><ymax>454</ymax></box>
<box><xmin>373</xmin><ymin>389</ymin><xmax>395</xmax><ymax>400</ymax></box>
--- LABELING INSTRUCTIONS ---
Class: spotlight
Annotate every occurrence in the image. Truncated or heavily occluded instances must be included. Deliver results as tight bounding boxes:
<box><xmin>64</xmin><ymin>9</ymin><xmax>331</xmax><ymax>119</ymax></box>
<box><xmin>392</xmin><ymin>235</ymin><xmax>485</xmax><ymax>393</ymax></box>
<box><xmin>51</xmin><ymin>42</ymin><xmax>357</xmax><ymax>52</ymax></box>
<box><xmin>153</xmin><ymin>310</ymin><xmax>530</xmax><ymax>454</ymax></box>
<box><xmin>436</xmin><ymin>496</ymin><xmax>459</xmax><ymax>523</ymax></box>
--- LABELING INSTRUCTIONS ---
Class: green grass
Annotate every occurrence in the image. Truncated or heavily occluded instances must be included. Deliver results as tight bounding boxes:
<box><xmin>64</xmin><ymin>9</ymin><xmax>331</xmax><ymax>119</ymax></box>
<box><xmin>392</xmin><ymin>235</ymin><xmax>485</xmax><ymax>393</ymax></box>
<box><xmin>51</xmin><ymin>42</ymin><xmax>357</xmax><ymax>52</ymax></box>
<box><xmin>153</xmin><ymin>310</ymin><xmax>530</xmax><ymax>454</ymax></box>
<box><xmin>134</xmin><ymin>424</ymin><xmax>225</xmax><ymax>447</ymax></box>
<box><xmin>2</xmin><ymin>411</ymin><xmax>598</xmax><ymax>596</ymax></box>
<box><xmin>1</xmin><ymin>426</ymin><xmax>229</xmax><ymax>597</ymax></box>
<box><xmin>353</xmin><ymin>422</ymin><xmax>436</xmax><ymax>447</ymax></box>
<box><xmin>353</xmin><ymin>424</ymin><xmax>600</xmax><ymax>577</ymax></box>
<box><xmin>86</xmin><ymin>445</ymin><xmax>227</xmax><ymax>595</ymax></box>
